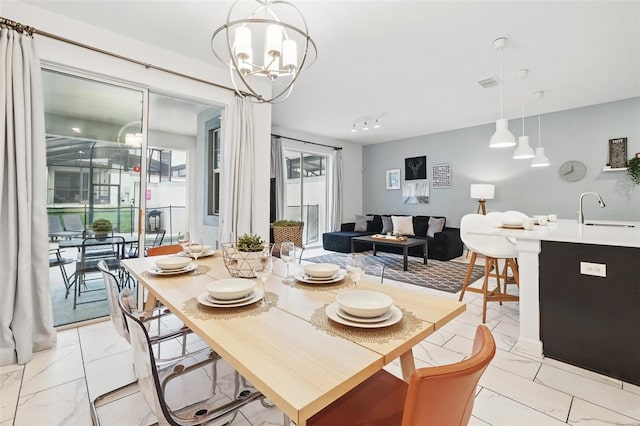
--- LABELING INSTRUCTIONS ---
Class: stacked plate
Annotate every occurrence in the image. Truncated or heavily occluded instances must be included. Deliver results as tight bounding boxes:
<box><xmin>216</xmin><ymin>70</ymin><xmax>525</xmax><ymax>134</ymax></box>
<box><xmin>326</xmin><ymin>290</ymin><xmax>402</xmax><ymax>328</ymax></box>
<box><xmin>148</xmin><ymin>257</ymin><xmax>196</xmax><ymax>275</ymax></box>
<box><xmin>501</xmin><ymin>219</ymin><xmax>524</xmax><ymax>229</ymax></box>
<box><xmin>295</xmin><ymin>263</ymin><xmax>345</xmax><ymax>284</ymax></box>
<box><xmin>181</xmin><ymin>245</ymin><xmax>217</xmax><ymax>258</ymax></box>
<box><xmin>198</xmin><ymin>278</ymin><xmax>264</xmax><ymax>308</ymax></box>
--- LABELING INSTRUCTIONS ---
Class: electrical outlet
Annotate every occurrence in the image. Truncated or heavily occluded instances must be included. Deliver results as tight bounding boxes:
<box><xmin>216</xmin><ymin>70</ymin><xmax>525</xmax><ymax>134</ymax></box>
<box><xmin>580</xmin><ymin>261</ymin><xmax>607</xmax><ymax>277</ymax></box>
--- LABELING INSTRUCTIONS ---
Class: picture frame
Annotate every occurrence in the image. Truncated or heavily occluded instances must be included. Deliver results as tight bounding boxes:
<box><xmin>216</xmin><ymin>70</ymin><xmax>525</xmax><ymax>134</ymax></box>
<box><xmin>608</xmin><ymin>137</ymin><xmax>627</xmax><ymax>168</ymax></box>
<box><xmin>432</xmin><ymin>163</ymin><xmax>452</xmax><ymax>188</ymax></box>
<box><xmin>404</xmin><ymin>156</ymin><xmax>427</xmax><ymax>180</ymax></box>
<box><xmin>386</xmin><ymin>169</ymin><xmax>400</xmax><ymax>190</ymax></box>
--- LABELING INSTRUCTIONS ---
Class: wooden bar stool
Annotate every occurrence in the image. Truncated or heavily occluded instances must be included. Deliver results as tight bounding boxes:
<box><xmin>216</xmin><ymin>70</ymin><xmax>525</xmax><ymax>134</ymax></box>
<box><xmin>459</xmin><ymin>214</ymin><xmax>519</xmax><ymax>323</ymax></box>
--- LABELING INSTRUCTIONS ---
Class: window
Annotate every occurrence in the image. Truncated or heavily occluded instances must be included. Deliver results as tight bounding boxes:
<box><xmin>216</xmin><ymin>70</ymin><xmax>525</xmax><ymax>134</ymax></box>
<box><xmin>207</xmin><ymin>126</ymin><xmax>221</xmax><ymax>215</ymax></box>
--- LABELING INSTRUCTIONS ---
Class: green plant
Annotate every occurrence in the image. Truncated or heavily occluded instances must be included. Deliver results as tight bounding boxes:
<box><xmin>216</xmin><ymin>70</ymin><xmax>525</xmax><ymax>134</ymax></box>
<box><xmin>272</xmin><ymin>220</ymin><xmax>303</xmax><ymax>227</ymax></box>
<box><xmin>236</xmin><ymin>233</ymin><xmax>265</xmax><ymax>252</ymax></box>
<box><xmin>627</xmin><ymin>157</ymin><xmax>640</xmax><ymax>185</ymax></box>
<box><xmin>91</xmin><ymin>218</ymin><xmax>113</xmax><ymax>234</ymax></box>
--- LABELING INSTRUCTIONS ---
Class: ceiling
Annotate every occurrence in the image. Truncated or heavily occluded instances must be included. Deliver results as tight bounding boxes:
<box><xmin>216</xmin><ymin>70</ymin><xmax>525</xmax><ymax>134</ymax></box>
<box><xmin>24</xmin><ymin>1</ymin><xmax>640</xmax><ymax>145</ymax></box>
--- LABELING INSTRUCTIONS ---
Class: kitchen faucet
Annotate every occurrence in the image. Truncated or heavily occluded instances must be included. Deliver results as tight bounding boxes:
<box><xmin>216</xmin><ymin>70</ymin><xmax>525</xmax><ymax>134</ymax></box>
<box><xmin>578</xmin><ymin>192</ymin><xmax>606</xmax><ymax>224</ymax></box>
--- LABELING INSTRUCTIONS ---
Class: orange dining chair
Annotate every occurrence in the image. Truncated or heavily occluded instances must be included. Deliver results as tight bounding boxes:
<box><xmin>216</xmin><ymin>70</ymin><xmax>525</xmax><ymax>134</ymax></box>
<box><xmin>147</xmin><ymin>244</ymin><xmax>183</xmax><ymax>256</ymax></box>
<box><xmin>307</xmin><ymin>324</ymin><xmax>496</xmax><ymax>426</ymax></box>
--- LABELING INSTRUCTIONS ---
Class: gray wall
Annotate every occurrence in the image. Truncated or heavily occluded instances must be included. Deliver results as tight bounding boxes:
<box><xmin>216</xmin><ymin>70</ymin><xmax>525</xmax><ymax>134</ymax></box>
<box><xmin>363</xmin><ymin>97</ymin><xmax>640</xmax><ymax>227</ymax></box>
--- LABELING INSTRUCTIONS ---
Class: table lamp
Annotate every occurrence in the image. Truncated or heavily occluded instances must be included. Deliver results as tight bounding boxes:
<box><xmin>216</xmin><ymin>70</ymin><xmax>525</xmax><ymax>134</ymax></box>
<box><xmin>470</xmin><ymin>184</ymin><xmax>495</xmax><ymax>215</ymax></box>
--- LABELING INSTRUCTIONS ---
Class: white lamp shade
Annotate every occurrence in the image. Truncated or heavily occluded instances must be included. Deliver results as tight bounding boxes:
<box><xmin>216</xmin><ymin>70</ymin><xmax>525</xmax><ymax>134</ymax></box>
<box><xmin>513</xmin><ymin>136</ymin><xmax>535</xmax><ymax>159</ymax></box>
<box><xmin>531</xmin><ymin>147</ymin><xmax>550</xmax><ymax>167</ymax></box>
<box><xmin>470</xmin><ymin>184</ymin><xmax>495</xmax><ymax>200</ymax></box>
<box><xmin>234</xmin><ymin>27</ymin><xmax>251</xmax><ymax>59</ymax></box>
<box><xmin>266</xmin><ymin>24</ymin><xmax>283</xmax><ymax>57</ymax></box>
<box><xmin>282</xmin><ymin>39</ymin><xmax>297</xmax><ymax>69</ymax></box>
<box><xmin>489</xmin><ymin>118</ymin><xmax>516</xmax><ymax>148</ymax></box>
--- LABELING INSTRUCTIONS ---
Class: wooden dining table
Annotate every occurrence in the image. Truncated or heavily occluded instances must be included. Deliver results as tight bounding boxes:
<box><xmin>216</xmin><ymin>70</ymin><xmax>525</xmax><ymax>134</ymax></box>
<box><xmin>121</xmin><ymin>254</ymin><xmax>465</xmax><ymax>425</ymax></box>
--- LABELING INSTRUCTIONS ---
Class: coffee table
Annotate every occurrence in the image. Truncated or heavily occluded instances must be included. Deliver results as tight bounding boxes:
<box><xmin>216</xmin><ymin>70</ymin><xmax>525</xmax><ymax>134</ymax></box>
<box><xmin>351</xmin><ymin>235</ymin><xmax>428</xmax><ymax>271</ymax></box>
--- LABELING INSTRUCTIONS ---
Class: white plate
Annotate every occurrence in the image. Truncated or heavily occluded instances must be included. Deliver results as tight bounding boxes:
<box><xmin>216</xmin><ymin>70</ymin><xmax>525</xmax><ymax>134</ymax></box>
<box><xmin>295</xmin><ymin>272</ymin><xmax>346</xmax><ymax>284</ymax></box>
<box><xmin>501</xmin><ymin>224</ymin><xmax>525</xmax><ymax>229</ymax></box>
<box><xmin>302</xmin><ymin>272</ymin><xmax>341</xmax><ymax>281</ymax></box>
<box><xmin>326</xmin><ymin>303</ymin><xmax>402</xmax><ymax>329</ymax></box>
<box><xmin>197</xmin><ymin>287</ymin><xmax>265</xmax><ymax>308</ymax></box>
<box><xmin>501</xmin><ymin>220</ymin><xmax>523</xmax><ymax>227</ymax></box>
<box><xmin>206</xmin><ymin>291</ymin><xmax>255</xmax><ymax>305</ymax></box>
<box><xmin>180</xmin><ymin>249</ymin><xmax>217</xmax><ymax>258</ymax></box>
<box><xmin>336</xmin><ymin>307</ymin><xmax>393</xmax><ymax>323</ymax></box>
<box><xmin>148</xmin><ymin>262</ymin><xmax>197</xmax><ymax>275</ymax></box>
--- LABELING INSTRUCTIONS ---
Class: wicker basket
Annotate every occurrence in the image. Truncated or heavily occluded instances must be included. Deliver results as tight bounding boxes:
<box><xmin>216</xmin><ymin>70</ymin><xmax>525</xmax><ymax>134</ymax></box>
<box><xmin>272</xmin><ymin>223</ymin><xmax>304</xmax><ymax>248</ymax></box>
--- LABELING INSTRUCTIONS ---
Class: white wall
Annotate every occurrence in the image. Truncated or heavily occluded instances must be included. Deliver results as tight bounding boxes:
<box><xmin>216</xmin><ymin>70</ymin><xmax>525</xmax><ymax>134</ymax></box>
<box><xmin>363</xmin><ymin>97</ymin><xmax>640</xmax><ymax>226</ymax></box>
<box><xmin>272</xmin><ymin>126</ymin><xmax>363</xmax><ymax>224</ymax></box>
<box><xmin>4</xmin><ymin>1</ymin><xmax>273</xmax><ymax>244</ymax></box>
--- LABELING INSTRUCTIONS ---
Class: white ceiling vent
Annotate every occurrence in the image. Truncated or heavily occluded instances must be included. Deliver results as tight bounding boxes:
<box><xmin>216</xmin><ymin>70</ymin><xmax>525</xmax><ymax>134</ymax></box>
<box><xmin>478</xmin><ymin>76</ymin><xmax>500</xmax><ymax>88</ymax></box>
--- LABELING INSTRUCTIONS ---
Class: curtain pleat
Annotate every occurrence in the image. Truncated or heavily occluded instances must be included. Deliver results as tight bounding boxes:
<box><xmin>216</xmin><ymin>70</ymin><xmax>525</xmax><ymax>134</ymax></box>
<box><xmin>220</xmin><ymin>96</ymin><xmax>255</xmax><ymax>242</ymax></box>
<box><xmin>270</xmin><ymin>136</ymin><xmax>286</xmax><ymax>220</ymax></box>
<box><xmin>0</xmin><ymin>27</ymin><xmax>56</xmax><ymax>366</ymax></box>
<box><xmin>327</xmin><ymin>150</ymin><xmax>343</xmax><ymax>232</ymax></box>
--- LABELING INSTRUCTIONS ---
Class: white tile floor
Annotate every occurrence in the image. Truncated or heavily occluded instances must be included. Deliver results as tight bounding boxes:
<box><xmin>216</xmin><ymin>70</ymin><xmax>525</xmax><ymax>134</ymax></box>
<box><xmin>2</xmin><ymin>248</ymin><xmax>640</xmax><ymax>426</ymax></box>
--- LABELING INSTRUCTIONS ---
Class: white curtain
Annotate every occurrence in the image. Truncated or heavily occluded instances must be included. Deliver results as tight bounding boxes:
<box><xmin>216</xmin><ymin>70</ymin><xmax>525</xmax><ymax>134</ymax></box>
<box><xmin>0</xmin><ymin>27</ymin><xmax>56</xmax><ymax>366</ymax></box>
<box><xmin>270</xmin><ymin>135</ymin><xmax>286</xmax><ymax>220</ymax></box>
<box><xmin>220</xmin><ymin>96</ymin><xmax>254</xmax><ymax>242</ymax></box>
<box><xmin>327</xmin><ymin>149</ymin><xmax>343</xmax><ymax>231</ymax></box>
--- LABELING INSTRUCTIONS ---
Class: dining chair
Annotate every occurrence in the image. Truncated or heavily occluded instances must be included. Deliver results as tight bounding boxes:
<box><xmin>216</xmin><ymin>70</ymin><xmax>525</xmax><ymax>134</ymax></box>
<box><xmin>146</xmin><ymin>243</ymin><xmax>182</xmax><ymax>257</ymax></box>
<box><xmin>458</xmin><ymin>214</ymin><xmax>519</xmax><ymax>323</ymax></box>
<box><xmin>307</xmin><ymin>324</ymin><xmax>496</xmax><ymax>426</ymax></box>
<box><xmin>120</xmin><ymin>294</ymin><xmax>266</xmax><ymax>426</ymax></box>
<box><xmin>92</xmin><ymin>260</ymin><xmax>208</xmax><ymax>425</ymax></box>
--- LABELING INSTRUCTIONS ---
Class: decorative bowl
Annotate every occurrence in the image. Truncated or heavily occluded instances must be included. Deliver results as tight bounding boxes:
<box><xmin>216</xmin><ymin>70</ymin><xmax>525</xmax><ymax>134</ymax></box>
<box><xmin>303</xmin><ymin>263</ymin><xmax>340</xmax><ymax>278</ymax></box>
<box><xmin>336</xmin><ymin>290</ymin><xmax>393</xmax><ymax>318</ymax></box>
<box><xmin>154</xmin><ymin>257</ymin><xmax>191</xmax><ymax>271</ymax></box>
<box><xmin>206</xmin><ymin>278</ymin><xmax>256</xmax><ymax>300</ymax></box>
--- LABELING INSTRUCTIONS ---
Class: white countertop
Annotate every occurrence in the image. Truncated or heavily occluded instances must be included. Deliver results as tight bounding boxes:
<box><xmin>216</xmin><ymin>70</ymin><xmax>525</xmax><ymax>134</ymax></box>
<box><xmin>480</xmin><ymin>219</ymin><xmax>640</xmax><ymax>248</ymax></box>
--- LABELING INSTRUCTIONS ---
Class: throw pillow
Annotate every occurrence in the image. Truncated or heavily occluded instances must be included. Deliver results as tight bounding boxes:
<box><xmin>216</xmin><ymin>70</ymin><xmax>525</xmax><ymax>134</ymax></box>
<box><xmin>427</xmin><ymin>217</ymin><xmax>446</xmax><ymax>238</ymax></box>
<box><xmin>354</xmin><ymin>214</ymin><xmax>373</xmax><ymax>232</ymax></box>
<box><xmin>381</xmin><ymin>216</ymin><xmax>393</xmax><ymax>234</ymax></box>
<box><xmin>391</xmin><ymin>215</ymin><xmax>415</xmax><ymax>236</ymax></box>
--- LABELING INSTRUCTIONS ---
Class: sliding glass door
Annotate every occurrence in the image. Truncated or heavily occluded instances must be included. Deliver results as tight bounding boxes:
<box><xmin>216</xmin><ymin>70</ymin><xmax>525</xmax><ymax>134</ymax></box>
<box><xmin>284</xmin><ymin>150</ymin><xmax>328</xmax><ymax>245</ymax></box>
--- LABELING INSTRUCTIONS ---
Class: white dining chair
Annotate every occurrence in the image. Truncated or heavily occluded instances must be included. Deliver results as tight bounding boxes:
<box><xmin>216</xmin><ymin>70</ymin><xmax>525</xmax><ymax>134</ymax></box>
<box><xmin>459</xmin><ymin>214</ymin><xmax>519</xmax><ymax>323</ymax></box>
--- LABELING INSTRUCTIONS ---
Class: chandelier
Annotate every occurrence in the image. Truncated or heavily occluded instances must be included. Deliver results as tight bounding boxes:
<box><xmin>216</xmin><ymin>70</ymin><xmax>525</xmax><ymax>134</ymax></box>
<box><xmin>211</xmin><ymin>0</ymin><xmax>317</xmax><ymax>104</ymax></box>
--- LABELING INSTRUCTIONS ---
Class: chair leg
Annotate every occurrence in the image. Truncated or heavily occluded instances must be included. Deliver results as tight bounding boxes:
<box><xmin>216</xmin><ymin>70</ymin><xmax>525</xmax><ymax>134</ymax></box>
<box><xmin>481</xmin><ymin>257</ymin><xmax>492</xmax><ymax>323</ymax></box>
<box><xmin>459</xmin><ymin>252</ymin><xmax>478</xmax><ymax>301</ymax></box>
<box><xmin>90</xmin><ymin>378</ymin><xmax>139</xmax><ymax>425</ymax></box>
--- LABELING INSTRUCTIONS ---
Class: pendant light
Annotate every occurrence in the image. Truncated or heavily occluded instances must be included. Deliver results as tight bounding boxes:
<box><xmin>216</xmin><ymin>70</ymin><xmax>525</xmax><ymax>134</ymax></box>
<box><xmin>489</xmin><ymin>37</ymin><xmax>516</xmax><ymax>148</ymax></box>
<box><xmin>513</xmin><ymin>69</ymin><xmax>535</xmax><ymax>159</ymax></box>
<box><xmin>530</xmin><ymin>91</ymin><xmax>550</xmax><ymax>167</ymax></box>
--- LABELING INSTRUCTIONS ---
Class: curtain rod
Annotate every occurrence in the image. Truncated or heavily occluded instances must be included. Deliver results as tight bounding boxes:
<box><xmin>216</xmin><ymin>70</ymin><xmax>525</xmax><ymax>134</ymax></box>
<box><xmin>272</xmin><ymin>134</ymin><xmax>342</xmax><ymax>151</ymax></box>
<box><xmin>0</xmin><ymin>16</ymin><xmax>248</xmax><ymax>97</ymax></box>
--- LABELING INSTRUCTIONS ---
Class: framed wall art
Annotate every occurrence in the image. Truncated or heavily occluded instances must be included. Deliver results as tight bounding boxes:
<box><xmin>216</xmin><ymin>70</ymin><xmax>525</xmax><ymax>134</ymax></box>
<box><xmin>385</xmin><ymin>169</ymin><xmax>400</xmax><ymax>190</ymax></box>
<box><xmin>432</xmin><ymin>163</ymin><xmax>452</xmax><ymax>188</ymax></box>
<box><xmin>403</xmin><ymin>182</ymin><xmax>430</xmax><ymax>204</ymax></box>
<box><xmin>404</xmin><ymin>156</ymin><xmax>426</xmax><ymax>180</ymax></box>
<box><xmin>608</xmin><ymin>137</ymin><xmax>627</xmax><ymax>168</ymax></box>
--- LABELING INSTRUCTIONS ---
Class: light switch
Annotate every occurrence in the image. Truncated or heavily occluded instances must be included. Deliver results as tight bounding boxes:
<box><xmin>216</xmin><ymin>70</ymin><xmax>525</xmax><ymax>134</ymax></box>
<box><xmin>580</xmin><ymin>261</ymin><xmax>607</xmax><ymax>277</ymax></box>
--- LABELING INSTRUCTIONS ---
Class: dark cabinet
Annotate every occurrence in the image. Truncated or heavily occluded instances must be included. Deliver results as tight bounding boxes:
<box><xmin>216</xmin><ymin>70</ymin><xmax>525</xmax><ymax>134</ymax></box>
<box><xmin>539</xmin><ymin>241</ymin><xmax>640</xmax><ymax>386</ymax></box>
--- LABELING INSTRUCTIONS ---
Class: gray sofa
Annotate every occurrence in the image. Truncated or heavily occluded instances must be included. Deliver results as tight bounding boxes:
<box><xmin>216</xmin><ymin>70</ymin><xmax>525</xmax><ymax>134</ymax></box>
<box><xmin>322</xmin><ymin>214</ymin><xmax>463</xmax><ymax>261</ymax></box>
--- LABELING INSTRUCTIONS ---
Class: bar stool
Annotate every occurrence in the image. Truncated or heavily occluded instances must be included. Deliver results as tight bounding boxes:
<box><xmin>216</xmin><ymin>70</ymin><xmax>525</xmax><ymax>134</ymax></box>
<box><xmin>459</xmin><ymin>214</ymin><xmax>519</xmax><ymax>323</ymax></box>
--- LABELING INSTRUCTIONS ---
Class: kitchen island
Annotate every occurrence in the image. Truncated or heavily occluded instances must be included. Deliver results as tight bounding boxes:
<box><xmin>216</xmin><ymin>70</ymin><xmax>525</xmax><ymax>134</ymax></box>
<box><xmin>474</xmin><ymin>219</ymin><xmax>640</xmax><ymax>385</ymax></box>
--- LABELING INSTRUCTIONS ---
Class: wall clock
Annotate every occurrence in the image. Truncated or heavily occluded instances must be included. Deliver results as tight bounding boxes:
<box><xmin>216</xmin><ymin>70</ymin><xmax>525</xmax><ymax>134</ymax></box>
<box><xmin>558</xmin><ymin>161</ymin><xmax>587</xmax><ymax>182</ymax></box>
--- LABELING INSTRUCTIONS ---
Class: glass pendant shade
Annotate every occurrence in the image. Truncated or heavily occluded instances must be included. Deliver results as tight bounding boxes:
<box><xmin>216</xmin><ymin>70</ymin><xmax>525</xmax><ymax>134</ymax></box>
<box><xmin>513</xmin><ymin>136</ymin><xmax>535</xmax><ymax>159</ymax></box>
<box><xmin>530</xmin><ymin>147</ymin><xmax>550</xmax><ymax>167</ymax></box>
<box><xmin>489</xmin><ymin>118</ymin><xmax>516</xmax><ymax>148</ymax></box>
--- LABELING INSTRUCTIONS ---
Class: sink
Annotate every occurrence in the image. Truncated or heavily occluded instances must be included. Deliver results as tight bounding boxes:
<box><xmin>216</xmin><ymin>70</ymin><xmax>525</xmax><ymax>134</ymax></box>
<box><xmin>584</xmin><ymin>222</ymin><xmax>636</xmax><ymax>228</ymax></box>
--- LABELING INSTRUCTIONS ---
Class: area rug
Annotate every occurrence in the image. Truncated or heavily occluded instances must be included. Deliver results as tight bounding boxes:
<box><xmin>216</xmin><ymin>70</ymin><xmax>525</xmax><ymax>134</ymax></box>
<box><xmin>304</xmin><ymin>252</ymin><xmax>484</xmax><ymax>293</ymax></box>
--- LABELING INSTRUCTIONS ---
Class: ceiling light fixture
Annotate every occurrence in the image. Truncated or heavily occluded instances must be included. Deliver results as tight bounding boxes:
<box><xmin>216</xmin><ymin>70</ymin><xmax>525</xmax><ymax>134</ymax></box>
<box><xmin>211</xmin><ymin>0</ymin><xmax>317</xmax><ymax>104</ymax></box>
<box><xmin>350</xmin><ymin>122</ymin><xmax>357</xmax><ymax>133</ymax></box>
<box><xmin>373</xmin><ymin>119</ymin><xmax>382</xmax><ymax>129</ymax></box>
<box><xmin>531</xmin><ymin>91</ymin><xmax>550</xmax><ymax>168</ymax></box>
<box><xmin>350</xmin><ymin>116</ymin><xmax>383</xmax><ymax>133</ymax></box>
<box><xmin>513</xmin><ymin>69</ymin><xmax>535</xmax><ymax>159</ymax></box>
<box><xmin>71</xmin><ymin>127</ymin><xmax>82</xmax><ymax>133</ymax></box>
<box><xmin>489</xmin><ymin>37</ymin><xmax>516</xmax><ymax>148</ymax></box>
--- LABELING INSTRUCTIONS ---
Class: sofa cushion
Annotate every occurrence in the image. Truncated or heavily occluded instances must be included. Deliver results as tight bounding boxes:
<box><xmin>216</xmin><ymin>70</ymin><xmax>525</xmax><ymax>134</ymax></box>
<box><xmin>381</xmin><ymin>216</ymin><xmax>393</xmax><ymax>234</ymax></box>
<box><xmin>392</xmin><ymin>215</ymin><xmax>415</xmax><ymax>236</ymax></box>
<box><xmin>427</xmin><ymin>217</ymin><xmax>446</xmax><ymax>237</ymax></box>
<box><xmin>413</xmin><ymin>216</ymin><xmax>429</xmax><ymax>237</ymax></box>
<box><xmin>367</xmin><ymin>215</ymin><xmax>383</xmax><ymax>233</ymax></box>
<box><xmin>354</xmin><ymin>214</ymin><xmax>373</xmax><ymax>232</ymax></box>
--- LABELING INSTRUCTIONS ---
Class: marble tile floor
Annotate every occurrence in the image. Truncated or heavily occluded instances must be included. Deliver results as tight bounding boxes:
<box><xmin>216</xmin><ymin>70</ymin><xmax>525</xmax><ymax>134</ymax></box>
<box><xmin>3</xmin><ymin>249</ymin><xmax>640</xmax><ymax>425</ymax></box>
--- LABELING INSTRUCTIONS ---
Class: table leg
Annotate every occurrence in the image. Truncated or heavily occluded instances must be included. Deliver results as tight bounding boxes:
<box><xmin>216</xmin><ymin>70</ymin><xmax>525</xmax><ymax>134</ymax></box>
<box><xmin>400</xmin><ymin>350</ymin><xmax>416</xmax><ymax>382</ymax></box>
<box><xmin>403</xmin><ymin>247</ymin><xmax>408</xmax><ymax>271</ymax></box>
<box><xmin>350</xmin><ymin>239</ymin><xmax>355</xmax><ymax>253</ymax></box>
<box><xmin>144</xmin><ymin>293</ymin><xmax>158</xmax><ymax>315</ymax></box>
<box><xmin>423</xmin><ymin>241</ymin><xmax>428</xmax><ymax>265</ymax></box>
<box><xmin>372</xmin><ymin>243</ymin><xmax>377</xmax><ymax>256</ymax></box>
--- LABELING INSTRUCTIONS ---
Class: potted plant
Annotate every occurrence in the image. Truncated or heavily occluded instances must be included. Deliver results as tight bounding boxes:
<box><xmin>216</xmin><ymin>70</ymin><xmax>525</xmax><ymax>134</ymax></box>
<box><xmin>91</xmin><ymin>218</ymin><xmax>112</xmax><ymax>240</ymax></box>
<box><xmin>627</xmin><ymin>157</ymin><xmax>640</xmax><ymax>185</ymax></box>
<box><xmin>222</xmin><ymin>233</ymin><xmax>268</xmax><ymax>278</ymax></box>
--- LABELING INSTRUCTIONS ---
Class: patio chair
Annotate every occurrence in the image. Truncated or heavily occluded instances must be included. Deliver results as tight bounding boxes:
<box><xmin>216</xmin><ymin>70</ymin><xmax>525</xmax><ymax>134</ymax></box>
<box><xmin>120</xmin><ymin>293</ymin><xmax>266</xmax><ymax>426</ymax></box>
<box><xmin>48</xmin><ymin>215</ymin><xmax>82</xmax><ymax>240</ymax></box>
<box><xmin>307</xmin><ymin>325</ymin><xmax>496</xmax><ymax>426</ymax></box>
<box><xmin>49</xmin><ymin>248</ymin><xmax>74</xmax><ymax>298</ymax></box>
<box><xmin>62</xmin><ymin>213</ymin><xmax>86</xmax><ymax>233</ymax></box>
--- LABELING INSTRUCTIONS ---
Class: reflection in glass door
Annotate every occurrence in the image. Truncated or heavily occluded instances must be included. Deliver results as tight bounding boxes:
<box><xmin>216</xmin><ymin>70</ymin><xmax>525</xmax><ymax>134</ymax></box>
<box><xmin>44</xmin><ymin>69</ymin><xmax>145</xmax><ymax>327</ymax></box>
<box><xmin>284</xmin><ymin>150</ymin><xmax>328</xmax><ymax>245</ymax></box>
